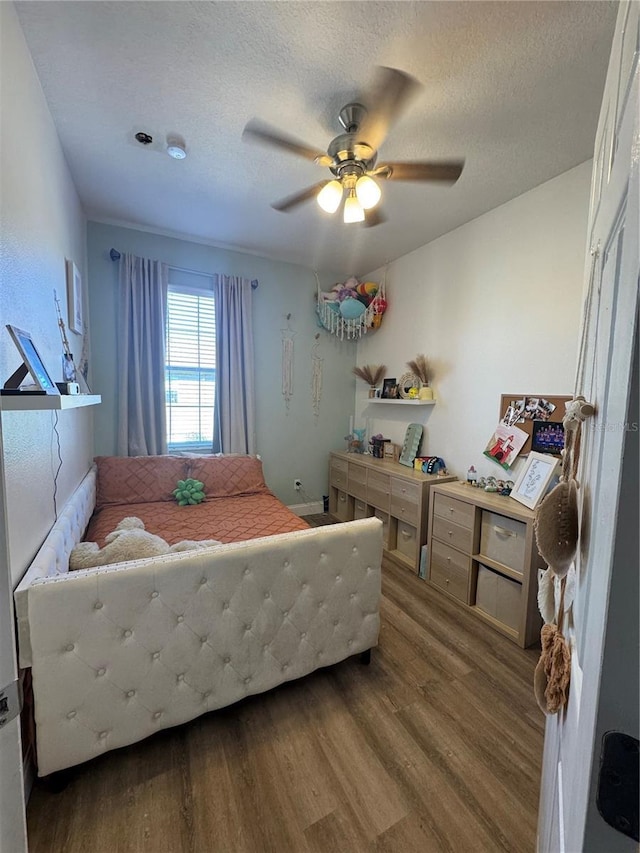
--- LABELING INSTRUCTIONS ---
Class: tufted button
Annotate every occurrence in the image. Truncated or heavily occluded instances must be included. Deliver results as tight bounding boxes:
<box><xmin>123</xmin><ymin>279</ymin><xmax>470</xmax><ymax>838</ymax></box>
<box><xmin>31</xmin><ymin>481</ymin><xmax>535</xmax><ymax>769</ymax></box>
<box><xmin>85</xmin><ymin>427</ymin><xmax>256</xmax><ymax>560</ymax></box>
<box><xmin>317</xmin><ymin>652</ymin><xmax>322</xmax><ymax>659</ymax></box>
<box><xmin>301</xmin><ymin>632</ymin><xmax>307</xmax><ymax>639</ymax></box>
<box><xmin>320</xmin><ymin>552</ymin><xmax>326</xmax><ymax>558</ymax></box>
<box><xmin>99</xmin><ymin>731</ymin><xmax>108</xmax><ymax>739</ymax></box>
<box><xmin>348</xmin><ymin>639</ymin><xmax>353</xmax><ymax>646</ymax></box>
<box><xmin>264</xmin><ymin>592</ymin><xmax>270</xmax><ymax>599</ymax></box>
<box><xmin>224</xmin><ymin>656</ymin><xmax>231</xmax><ymax>664</ymax></box>
<box><xmin>67</xmin><ymin>710</ymin><xmax>76</xmax><ymax>719</ymax></box>
<box><xmin>127</xmin><ymin>690</ymin><xmax>135</xmax><ymax>698</ymax></box>
<box><xmin>282</xmin><ymin>664</ymin><xmax>288</xmax><ymax>672</ymax></box>
<box><xmin>244</xmin><ymin>677</ymin><xmax>251</xmax><ymax>684</ymax></box>
<box><xmin>318</xmin><ymin>601</ymin><xmax>324</xmax><ymax>609</ymax></box>
<box><xmin>367</xmin><ymin>566</ymin><xmax>372</xmax><ymax>572</ymax></box>
<box><xmin>201</xmin><ymin>636</ymin><xmax>208</xmax><ymax>644</ymax></box>
<box><xmin>123</xmin><ymin>629</ymin><xmax>132</xmax><ymax>638</ymax></box>
<box><xmin>94</xmin><ymin>601</ymin><xmax>103</xmax><ymax>610</ymax></box>
<box><xmin>352</xmin><ymin>546</ymin><xmax>358</xmax><ymax>553</ymax></box>
<box><xmin>283</xmin><ymin>560</ymin><xmax>290</xmax><ymax>568</ymax></box>
<box><xmin>302</xmin><ymin>582</ymin><xmax>307</xmax><ymax>589</ymax></box>
<box><xmin>66</xmin><ymin>644</ymin><xmax>74</xmax><ymax>652</ymax></box>
<box><xmin>151</xmin><ymin>591</ymin><xmax>159</xmax><ymax>599</ymax></box>
<box><xmin>333</xmin><ymin>619</ymin><xmax>339</xmax><ymax>626</ymax></box>
<box><xmin>222</xmin><ymin>602</ymin><xmax>229</xmax><ymax>611</ymax></box>
<box><xmin>263</xmin><ymin>644</ymin><xmax>269</xmax><ymax>652</ymax></box>
<box><xmin>177</xmin><ymin>674</ymin><xmax>184</xmax><ymax>682</ymax></box>
<box><xmin>97</xmin><ymin>667</ymin><xmax>106</xmax><ymax>677</ymax></box>
<box><xmin>283</xmin><ymin>610</ymin><xmax>289</xmax><ymax>617</ymax></box>
<box><xmin>243</xmin><ymin>567</ymin><xmax>250</xmax><ymax>576</ymax></box>
<box><xmin>153</xmin><ymin>652</ymin><xmax>160</xmax><ymax>660</ymax></box>
<box><xmin>203</xmin><ymin>691</ymin><xmax>210</xmax><ymax>699</ymax></box>
<box><xmin>154</xmin><ymin>711</ymin><xmax>162</xmax><ymax>720</ymax></box>
<box><xmin>177</xmin><ymin>615</ymin><xmax>184</xmax><ymax>623</ymax></box>
<box><xmin>350</xmin><ymin>593</ymin><xmax>355</xmax><ymax>600</ymax></box>
<box><xmin>336</xmin><ymin>574</ymin><xmax>341</xmax><ymax>581</ymax></box>
<box><xmin>245</xmin><ymin>623</ymin><xmax>252</xmax><ymax>631</ymax></box>
<box><xmin>200</xmin><ymin>577</ymin><xmax>207</xmax><ymax>585</ymax></box>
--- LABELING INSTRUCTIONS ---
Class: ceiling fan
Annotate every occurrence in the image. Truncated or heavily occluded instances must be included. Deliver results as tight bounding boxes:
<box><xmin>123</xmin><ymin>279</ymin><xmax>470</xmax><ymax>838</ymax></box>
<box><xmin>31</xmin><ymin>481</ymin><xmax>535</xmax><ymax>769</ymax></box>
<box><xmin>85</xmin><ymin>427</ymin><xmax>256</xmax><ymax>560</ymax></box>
<box><xmin>242</xmin><ymin>67</ymin><xmax>464</xmax><ymax>226</ymax></box>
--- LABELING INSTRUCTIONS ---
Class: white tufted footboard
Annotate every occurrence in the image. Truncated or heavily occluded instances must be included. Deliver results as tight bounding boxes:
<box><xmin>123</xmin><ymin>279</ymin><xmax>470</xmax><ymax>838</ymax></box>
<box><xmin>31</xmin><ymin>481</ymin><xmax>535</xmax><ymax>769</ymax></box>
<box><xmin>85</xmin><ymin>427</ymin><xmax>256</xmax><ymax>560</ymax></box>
<box><xmin>20</xmin><ymin>516</ymin><xmax>382</xmax><ymax>776</ymax></box>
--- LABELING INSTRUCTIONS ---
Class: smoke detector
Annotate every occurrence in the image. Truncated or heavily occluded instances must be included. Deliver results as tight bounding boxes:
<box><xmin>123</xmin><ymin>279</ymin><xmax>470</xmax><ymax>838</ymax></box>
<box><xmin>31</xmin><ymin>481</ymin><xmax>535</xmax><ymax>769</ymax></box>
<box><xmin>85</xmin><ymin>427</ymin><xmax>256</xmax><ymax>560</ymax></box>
<box><xmin>167</xmin><ymin>139</ymin><xmax>187</xmax><ymax>160</ymax></box>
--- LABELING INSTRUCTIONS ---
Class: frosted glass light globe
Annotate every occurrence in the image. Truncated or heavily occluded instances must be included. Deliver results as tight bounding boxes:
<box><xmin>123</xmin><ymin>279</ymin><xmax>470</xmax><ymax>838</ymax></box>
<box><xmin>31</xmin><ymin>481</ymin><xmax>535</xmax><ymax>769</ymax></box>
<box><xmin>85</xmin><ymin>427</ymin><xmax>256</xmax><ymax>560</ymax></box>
<box><xmin>317</xmin><ymin>180</ymin><xmax>343</xmax><ymax>213</ymax></box>
<box><xmin>343</xmin><ymin>195</ymin><xmax>365</xmax><ymax>223</ymax></box>
<box><xmin>355</xmin><ymin>175</ymin><xmax>381</xmax><ymax>209</ymax></box>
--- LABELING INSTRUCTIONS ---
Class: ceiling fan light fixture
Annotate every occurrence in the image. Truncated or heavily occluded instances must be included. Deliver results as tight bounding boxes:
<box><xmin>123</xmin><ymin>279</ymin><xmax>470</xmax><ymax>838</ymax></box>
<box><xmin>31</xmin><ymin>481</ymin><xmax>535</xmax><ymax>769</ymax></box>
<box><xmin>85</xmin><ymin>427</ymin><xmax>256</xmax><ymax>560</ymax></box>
<box><xmin>317</xmin><ymin>180</ymin><xmax>343</xmax><ymax>213</ymax></box>
<box><xmin>343</xmin><ymin>191</ymin><xmax>365</xmax><ymax>224</ymax></box>
<box><xmin>355</xmin><ymin>175</ymin><xmax>381</xmax><ymax>210</ymax></box>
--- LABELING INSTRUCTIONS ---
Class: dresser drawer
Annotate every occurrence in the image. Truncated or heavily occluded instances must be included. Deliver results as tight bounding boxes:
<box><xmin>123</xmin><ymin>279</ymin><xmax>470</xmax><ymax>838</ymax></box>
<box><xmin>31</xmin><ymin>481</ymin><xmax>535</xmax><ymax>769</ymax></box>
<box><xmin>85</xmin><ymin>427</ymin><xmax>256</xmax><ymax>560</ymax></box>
<box><xmin>367</xmin><ymin>470</ymin><xmax>390</xmax><ymax>510</ymax></box>
<box><xmin>396</xmin><ymin>520</ymin><xmax>418</xmax><ymax>562</ymax></box>
<box><xmin>334</xmin><ymin>489</ymin><xmax>351</xmax><ymax>521</ymax></box>
<box><xmin>430</xmin><ymin>540</ymin><xmax>471</xmax><ymax>602</ymax></box>
<box><xmin>480</xmin><ymin>511</ymin><xmax>526</xmax><ymax>574</ymax></box>
<box><xmin>390</xmin><ymin>495</ymin><xmax>419</xmax><ymax>527</ymax></box>
<box><xmin>433</xmin><ymin>492</ymin><xmax>475</xmax><ymax>529</ymax></box>
<box><xmin>391</xmin><ymin>478</ymin><xmax>421</xmax><ymax>505</ymax></box>
<box><xmin>432</xmin><ymin>515</ymin><xmax>474</xmax><ymax>554</ymax></box>
<box><xmin>348</xmin><ymin>462</ymin><xmax>367</xmax><ymax>500</ymax></box>
<box><xmin>330</xmin><ymin>464</ymin><xmax>348</xmax><ymax>490</ymax></box>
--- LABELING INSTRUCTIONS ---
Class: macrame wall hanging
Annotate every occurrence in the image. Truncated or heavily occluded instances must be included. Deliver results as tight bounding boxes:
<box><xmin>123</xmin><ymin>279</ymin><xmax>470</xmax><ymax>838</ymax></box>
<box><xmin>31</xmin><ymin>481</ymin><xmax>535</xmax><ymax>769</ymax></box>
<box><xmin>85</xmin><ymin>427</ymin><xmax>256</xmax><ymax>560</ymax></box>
<box><xmin>315</xmin><ymin>269</ymin><xmax>388</xmax><ymax>340</ymax></box>
<box><xmin>281</xmin><ymin>313</ymin><xmax>295</xmax><ymax>412</ymax></box>
<box><xmin>532</xmin><ymin>244</ymin><xmax>599</xmax><ymax>716</ymax></box>
<box><xmin>311</xmin><ymin>333</ymin><xmax>323</xmax><ymax>421</ymax></box>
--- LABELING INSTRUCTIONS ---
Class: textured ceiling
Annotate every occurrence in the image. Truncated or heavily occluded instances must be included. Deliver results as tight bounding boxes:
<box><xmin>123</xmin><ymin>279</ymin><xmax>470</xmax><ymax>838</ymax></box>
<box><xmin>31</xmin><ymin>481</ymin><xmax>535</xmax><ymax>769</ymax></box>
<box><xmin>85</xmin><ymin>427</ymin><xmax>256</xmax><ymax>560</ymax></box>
<box><xmin>16</xmin><ymin>1</ymin><xmax>617</xmax><ymax>276</ymax></box>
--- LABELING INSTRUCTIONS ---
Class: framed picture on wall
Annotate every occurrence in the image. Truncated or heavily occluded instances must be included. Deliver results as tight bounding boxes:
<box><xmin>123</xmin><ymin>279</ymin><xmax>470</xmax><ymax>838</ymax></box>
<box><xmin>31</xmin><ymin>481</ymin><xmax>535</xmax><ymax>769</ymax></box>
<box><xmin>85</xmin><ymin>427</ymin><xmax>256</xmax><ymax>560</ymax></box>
<box><xmin>66</xmin><ymin>259</ymin><xmax>83</xmax><ymax>334</ymax></box>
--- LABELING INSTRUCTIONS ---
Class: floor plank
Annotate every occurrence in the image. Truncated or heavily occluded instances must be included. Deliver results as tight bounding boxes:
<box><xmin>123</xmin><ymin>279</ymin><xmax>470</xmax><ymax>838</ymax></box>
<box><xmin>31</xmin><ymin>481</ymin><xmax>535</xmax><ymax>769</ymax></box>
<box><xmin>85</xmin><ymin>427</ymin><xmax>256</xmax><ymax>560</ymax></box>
<box><xmin>27</xmin><ymin>519</ymin><xmax>543</xmax><ymax>852</ymax></box>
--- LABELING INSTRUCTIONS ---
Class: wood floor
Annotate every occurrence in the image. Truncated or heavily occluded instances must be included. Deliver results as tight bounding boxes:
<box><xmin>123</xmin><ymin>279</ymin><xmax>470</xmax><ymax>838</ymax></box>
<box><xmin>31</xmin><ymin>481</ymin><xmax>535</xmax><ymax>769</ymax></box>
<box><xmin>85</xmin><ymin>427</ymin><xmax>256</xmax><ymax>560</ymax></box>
<box><xmin>27</xmin><ymin>520</ymin><xmax>544</xmax><ymax>853</ymax></box>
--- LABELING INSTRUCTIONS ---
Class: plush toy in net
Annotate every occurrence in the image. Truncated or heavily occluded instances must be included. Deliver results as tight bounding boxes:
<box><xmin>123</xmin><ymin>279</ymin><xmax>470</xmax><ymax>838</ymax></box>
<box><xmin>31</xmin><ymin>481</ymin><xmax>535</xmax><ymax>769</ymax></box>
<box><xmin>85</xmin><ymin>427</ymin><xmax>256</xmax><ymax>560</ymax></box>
<box><xmin>173</xmin><ymin>478</ymin><xmax>205</xmax><ymax>506</ymax></box>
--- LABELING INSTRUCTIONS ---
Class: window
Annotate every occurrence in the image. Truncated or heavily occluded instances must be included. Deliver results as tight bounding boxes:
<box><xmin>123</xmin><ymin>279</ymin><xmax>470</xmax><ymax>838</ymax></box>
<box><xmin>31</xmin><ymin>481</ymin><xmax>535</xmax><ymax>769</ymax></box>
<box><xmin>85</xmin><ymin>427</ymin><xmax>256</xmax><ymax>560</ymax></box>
<box><xmin>165</xmin><ymin>286</ymin><xmax>216</xmax><ymax>452</ymax></box>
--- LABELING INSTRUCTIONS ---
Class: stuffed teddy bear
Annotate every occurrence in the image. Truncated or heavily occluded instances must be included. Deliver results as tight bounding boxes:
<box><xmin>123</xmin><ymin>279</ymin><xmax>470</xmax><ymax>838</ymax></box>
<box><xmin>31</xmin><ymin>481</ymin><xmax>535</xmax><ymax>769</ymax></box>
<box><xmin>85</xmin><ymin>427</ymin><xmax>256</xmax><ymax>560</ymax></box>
<box><xmin>69</xmin><ymin>516</ymin><xmax>220</xmax><ymax>571</ymax></box>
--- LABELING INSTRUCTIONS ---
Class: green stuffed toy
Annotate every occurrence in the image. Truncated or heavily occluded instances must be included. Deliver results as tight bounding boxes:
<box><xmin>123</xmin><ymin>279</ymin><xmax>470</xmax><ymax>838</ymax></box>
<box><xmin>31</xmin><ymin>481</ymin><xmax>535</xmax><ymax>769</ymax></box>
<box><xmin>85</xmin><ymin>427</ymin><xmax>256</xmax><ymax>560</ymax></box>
<box><xmin>173</xmin><ymin>478</ymin><xmax>206</xmax><ymax>506</ymax></box>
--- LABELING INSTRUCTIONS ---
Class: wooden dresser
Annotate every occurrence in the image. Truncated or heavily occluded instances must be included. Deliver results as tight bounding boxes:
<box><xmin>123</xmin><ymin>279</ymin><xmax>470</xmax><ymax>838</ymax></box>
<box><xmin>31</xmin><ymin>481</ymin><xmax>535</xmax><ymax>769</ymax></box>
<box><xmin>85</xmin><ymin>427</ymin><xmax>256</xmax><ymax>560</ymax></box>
<box><xmin>328</xmin><ymin>451</ymin><xmax>455</xmax><ymax>574</ymax></box>
<box><xmin>427</xmin><ymin>481</ymin><xmax>545</xmax><ymax>647</ymax></box>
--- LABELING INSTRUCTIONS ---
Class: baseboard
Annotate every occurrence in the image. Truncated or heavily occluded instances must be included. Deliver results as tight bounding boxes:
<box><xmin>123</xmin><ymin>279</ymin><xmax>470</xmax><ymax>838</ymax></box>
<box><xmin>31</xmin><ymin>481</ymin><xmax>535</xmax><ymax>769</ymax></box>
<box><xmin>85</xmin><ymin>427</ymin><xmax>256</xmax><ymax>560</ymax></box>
<box><xmin>288</xmin><ymin>501</ymin><xmax>324</xmax><ymax>516</ymax></box>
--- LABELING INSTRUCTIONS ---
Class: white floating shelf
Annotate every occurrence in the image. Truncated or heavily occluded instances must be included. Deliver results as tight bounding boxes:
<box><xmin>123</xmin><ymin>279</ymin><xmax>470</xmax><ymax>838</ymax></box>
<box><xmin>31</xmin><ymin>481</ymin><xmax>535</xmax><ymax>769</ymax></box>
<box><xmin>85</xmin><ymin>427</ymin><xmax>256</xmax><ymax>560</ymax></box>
<box><xmin>0</xmin><ymin>394</ymin><xmax>101</xmax><ymax>412</ymax></box>
<box><xmin>367</xmin><ymin>398</ymin><xmax>436</xmax><ymax>406</ymax></box>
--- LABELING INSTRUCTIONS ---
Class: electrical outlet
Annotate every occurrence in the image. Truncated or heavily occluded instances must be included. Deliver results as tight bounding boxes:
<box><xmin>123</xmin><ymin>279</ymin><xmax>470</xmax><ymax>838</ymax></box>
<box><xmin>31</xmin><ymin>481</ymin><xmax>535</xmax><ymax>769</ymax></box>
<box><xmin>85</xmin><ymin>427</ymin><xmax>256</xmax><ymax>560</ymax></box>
<box><xmin>294</xmin><ymin>479</ymin><xmax>302</xmax><ymax>491</ymax></box>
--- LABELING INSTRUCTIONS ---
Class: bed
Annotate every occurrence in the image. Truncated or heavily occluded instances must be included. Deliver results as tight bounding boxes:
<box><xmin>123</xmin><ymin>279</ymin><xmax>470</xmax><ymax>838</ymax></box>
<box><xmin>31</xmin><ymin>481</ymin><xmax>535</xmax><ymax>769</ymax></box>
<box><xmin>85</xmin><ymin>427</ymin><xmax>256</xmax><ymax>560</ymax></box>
<box><xmin>14</xmin><ymin>454</ymin><xmax>383</xmax><ymax>777</ymax></box>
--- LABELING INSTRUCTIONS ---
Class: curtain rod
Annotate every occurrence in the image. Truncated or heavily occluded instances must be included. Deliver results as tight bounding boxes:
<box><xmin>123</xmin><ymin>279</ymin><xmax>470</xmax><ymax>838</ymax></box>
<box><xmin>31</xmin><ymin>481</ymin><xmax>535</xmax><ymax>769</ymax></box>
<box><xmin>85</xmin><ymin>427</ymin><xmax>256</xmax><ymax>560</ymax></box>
<box><xmin>109</xmin><ymin>248</ymin><xmax>258</xmax><ymax>289</ymax></box>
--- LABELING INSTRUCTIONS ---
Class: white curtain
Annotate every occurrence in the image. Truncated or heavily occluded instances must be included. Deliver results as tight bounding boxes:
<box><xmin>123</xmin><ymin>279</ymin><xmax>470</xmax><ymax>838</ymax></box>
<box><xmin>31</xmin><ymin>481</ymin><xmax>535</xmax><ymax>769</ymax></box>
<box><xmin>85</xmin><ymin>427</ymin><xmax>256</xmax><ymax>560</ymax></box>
<box><xmin>214</xmin><ymin>275</ymin><xmax>256</xmax><ymax>454</ymax></box>
<box><xmin>117</xmin><ymin>253</ymin><xmax>169</xmax><ymax>456</ymax></box>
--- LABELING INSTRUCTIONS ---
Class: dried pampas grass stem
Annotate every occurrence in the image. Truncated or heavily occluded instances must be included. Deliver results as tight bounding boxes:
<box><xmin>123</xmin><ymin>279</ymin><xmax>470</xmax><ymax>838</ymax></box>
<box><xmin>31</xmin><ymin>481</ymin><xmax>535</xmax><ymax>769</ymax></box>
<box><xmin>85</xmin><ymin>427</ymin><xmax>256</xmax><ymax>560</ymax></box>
<box><xmin>352</xmin><ymin>364</ymin><xmax>386</xmax><ymax>387</ymax></box>
<box><xmin>406</xmin><ymin>354</ymin><xmax>430</xmax><ymax>385</ymax></box>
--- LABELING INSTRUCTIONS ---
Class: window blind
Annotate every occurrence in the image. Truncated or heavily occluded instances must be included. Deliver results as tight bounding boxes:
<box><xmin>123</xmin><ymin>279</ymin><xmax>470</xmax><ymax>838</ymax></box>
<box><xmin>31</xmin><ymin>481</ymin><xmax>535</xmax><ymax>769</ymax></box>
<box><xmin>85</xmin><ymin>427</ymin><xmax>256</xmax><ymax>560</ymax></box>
<box><xmin>165</xmin><ymin>286</ymin><xmax>216</xmax><ymax>452</ymax></box>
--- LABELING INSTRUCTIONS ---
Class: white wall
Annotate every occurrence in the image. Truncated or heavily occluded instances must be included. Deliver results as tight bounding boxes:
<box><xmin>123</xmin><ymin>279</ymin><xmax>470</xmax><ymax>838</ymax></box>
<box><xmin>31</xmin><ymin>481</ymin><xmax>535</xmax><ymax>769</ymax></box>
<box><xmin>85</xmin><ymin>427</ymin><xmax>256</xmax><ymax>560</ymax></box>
<box><xmin>0</xmin><ymin>2</ymin><xmax>93</xmax><ymax>587</ymax></box>
<box><xmin>357</xmin><ymin>162</ymin><xmax>592</xmax><ymax>482</ymax></box>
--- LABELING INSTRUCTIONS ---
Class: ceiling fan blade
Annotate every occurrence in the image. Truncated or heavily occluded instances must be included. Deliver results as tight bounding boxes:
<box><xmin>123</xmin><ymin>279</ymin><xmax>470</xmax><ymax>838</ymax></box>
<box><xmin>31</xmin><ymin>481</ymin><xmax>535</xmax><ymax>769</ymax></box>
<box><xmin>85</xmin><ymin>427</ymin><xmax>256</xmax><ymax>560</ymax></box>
<box><xmin>356</xmin><ymin>67</ymin><xmax>421</xmax><ymax>152</ymax></box>
<box><xmin>272</xmin><ymin>181</ymin><xmax>329</xmax><ymax>212</ymax></box>
<box><xmin>243</xmin><ymin>120</ymin><xmax>332</xmax><ymax>166</ymax></box>
<box><xmin>373</xmin><ymin>160</ymin><xmax>464</xmax><ymax>183</ymax></box>
<box><xmin>363</xmin><ymin>207</ymin><xmax>387</xmax><ymax>228</ymax></box>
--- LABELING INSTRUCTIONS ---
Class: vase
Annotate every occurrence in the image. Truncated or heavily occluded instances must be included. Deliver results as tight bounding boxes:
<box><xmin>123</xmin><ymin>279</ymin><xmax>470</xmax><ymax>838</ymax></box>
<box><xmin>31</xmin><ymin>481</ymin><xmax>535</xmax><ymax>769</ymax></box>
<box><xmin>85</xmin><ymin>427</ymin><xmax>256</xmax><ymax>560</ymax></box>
<box><xmin>368</xmin><ymin>386</ymin><xmax>377</xmax><ymax>398</ymax></box>
<box><xmin>419</xmin><ymin>385</ymin><xmax>433</xmax><ymax>400</ymax></box>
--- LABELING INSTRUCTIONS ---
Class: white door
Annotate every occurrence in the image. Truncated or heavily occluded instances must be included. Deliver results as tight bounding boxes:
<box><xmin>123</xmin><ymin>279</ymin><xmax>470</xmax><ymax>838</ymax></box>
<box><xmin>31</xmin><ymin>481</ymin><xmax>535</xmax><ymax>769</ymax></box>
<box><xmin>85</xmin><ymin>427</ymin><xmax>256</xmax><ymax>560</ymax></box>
<box><xmin>537</xmin><ymin>3</ymin><xmax>639</xmax><ymax>852</ymax></box>
<box><xmin>0</xmin><ymin>444</ymin><xmax>28</xmax><ymax>851</ymax></box>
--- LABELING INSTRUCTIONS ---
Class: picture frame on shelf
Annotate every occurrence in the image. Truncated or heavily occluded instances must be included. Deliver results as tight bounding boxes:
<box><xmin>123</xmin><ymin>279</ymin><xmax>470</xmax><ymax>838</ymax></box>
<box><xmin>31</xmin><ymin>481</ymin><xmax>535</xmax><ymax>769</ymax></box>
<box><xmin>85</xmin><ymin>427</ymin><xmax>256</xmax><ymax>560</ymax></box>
<box><xmin>66</xmin><ymin>259</ymin><xmax>83</xmax><ymax>334</ymax></box>
<box><xmin>381</xmin><ymin>378</ymin><xmax>398</xmax><ymax>399</ymax></box>
<box><xmin>510</xmin><ymin>451</ymin><xmax>559</xmax><ymax>509</ymax></box>
<box><xmin>5</xmin><ymin>325</ymin><xmax>59</xmax><ymax>395</ymax></box>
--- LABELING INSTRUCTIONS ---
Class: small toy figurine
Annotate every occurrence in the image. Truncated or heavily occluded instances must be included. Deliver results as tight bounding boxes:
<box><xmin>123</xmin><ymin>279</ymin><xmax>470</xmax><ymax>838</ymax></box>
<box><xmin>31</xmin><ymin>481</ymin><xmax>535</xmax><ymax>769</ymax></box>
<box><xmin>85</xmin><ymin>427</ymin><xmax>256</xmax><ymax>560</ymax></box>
<box><xmin>477</xmin><ymin>477</ymin><xmax>487</xmax><ymax>490</ymax></box>
<box><xmin>500</xmin><ymin>480</ymin><xmax>515</xmax><ymax>496</ymax></box>
<box><xmin>484</xmin><ymin>476</ymin><xmax>498</xmax><ymax>492</ymax></box>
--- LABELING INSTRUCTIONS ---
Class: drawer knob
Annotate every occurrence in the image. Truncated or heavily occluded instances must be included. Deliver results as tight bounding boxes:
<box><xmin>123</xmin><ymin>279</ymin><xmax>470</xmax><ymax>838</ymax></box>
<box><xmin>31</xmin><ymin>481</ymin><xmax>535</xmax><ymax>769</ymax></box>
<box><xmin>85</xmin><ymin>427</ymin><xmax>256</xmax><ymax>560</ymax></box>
<box><xmin>400</xmin><ymin>529</ymin><xmax>411</xmax><ymax>539</ymax></box>
<box><xmin>339</xmin><ymin>495</ymin><xmax>346</xmax><ymax>502</ymax></box>
<box><xmin>449</xmin><ymin>507</ymin><xmax>454</xmax><ymax>513</ymax></box>
<box><xmin>448</xmin><ymin>530</ymin><xmax>453</xmax><ymax>536</ymax></box>
<box><xmin>446</xmin><ymin>557</ymin><xmax>451</xmax><ymax>563</ymax></box>
<box><xmin>445</xmin><ymin>578</ymin><xmax>450</xmax><ymax>585</ymax></box>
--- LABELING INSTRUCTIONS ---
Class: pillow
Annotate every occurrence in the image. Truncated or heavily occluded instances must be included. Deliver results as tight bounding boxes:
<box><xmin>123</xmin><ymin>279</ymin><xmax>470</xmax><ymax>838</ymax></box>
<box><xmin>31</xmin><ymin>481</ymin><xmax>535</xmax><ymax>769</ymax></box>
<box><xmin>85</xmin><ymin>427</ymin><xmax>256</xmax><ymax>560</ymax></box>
<box><xmin>95</xmin><ymin>455</ymin><xmax>189</xmax><ymax>509</ymax></box>
<box><xmin>188</xmin><ymin>455</ymin><xmax>269</xmax><ymax>497</ymax></box>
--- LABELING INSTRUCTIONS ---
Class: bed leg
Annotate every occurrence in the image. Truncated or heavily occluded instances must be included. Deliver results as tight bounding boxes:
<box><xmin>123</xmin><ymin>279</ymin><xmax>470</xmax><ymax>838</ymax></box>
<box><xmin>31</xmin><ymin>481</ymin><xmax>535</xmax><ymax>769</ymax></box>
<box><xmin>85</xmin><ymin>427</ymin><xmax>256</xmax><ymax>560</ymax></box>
<box><xmin>38</xmin><ymin>767</ymin><xmax>75</xmax><ymax>793</ymax></box>
<box><xmin>359</xmin><ymin>649</ymin><xmax>372</xmax><ymax>665</ymax></box>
